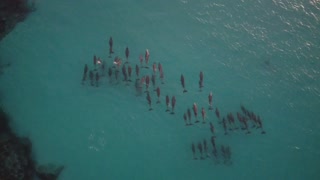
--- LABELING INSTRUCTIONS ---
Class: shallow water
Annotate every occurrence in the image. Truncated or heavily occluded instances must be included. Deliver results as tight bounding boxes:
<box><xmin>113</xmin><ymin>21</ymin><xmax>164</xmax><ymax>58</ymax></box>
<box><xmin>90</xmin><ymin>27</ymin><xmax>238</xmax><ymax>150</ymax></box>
<box><xmin>0</xmin><ymin>0</ymin><xmax>320</xmax><ymax>179</ymax></box>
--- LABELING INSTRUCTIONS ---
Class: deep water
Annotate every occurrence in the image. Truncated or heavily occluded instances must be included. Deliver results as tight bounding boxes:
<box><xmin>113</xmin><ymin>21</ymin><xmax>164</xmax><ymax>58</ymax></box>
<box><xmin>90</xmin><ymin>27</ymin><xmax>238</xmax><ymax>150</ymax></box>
<box><xmin>0</xmin><ymin>0</ymin><xmax>320</xmax><ymax>179</ymax></box>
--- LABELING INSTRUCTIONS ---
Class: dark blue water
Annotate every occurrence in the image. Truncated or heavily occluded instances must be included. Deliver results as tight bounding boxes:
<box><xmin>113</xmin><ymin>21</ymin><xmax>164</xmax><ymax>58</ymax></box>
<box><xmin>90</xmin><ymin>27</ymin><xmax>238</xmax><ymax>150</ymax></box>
<box><xmin>0</xmin><ymin>0</ymin><xmax>319</xmax><ymax>179</ymax></box>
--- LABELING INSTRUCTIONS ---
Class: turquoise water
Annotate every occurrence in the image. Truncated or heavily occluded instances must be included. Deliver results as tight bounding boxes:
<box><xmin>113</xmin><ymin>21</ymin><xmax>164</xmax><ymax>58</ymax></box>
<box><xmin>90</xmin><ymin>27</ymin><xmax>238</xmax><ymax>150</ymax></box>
<box><xmin>1</xmin><ymin>0</ymin><xmax>320</xmax><ymax>179</ymax></box>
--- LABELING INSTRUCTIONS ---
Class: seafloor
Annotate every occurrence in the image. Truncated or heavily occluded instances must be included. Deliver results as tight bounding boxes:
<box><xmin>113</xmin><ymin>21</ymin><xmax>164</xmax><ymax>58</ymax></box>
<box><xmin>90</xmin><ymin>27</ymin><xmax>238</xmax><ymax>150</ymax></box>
<box><xmin>1</xmin><ymin>0</ymin><xmax>320</xmax><ymax>180</ymax></box>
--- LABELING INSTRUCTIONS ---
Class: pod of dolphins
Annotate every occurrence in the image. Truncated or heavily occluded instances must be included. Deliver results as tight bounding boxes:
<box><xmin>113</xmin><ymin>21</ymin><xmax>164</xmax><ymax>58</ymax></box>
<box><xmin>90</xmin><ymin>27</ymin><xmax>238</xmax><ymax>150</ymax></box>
<box><xmin>81</xmin><ymin>36</ymin><xmax>267</xmax><ymax>166</ymax></box>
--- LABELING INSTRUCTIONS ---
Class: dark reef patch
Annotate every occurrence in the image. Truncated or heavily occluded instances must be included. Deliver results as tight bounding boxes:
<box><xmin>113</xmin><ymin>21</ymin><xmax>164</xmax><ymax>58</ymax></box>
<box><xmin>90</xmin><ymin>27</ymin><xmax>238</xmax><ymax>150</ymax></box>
<box><xmin>0</xmin><ymin>107</ymin><xmax>35</xmax><ymax>180</ymax></box>
<box><xmin>0</xmin><ymin>107</ymin><xmax>64</xmax><ymax>180</ymax></box>
<box><xmin>0</xmin><ymin>0</ymin><xmax>35</xmax><ymax>41</ymax></box>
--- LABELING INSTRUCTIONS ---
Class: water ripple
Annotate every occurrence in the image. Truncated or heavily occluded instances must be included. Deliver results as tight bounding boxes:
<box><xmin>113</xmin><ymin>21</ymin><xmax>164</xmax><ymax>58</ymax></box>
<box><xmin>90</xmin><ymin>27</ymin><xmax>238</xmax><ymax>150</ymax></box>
<box><xmin>178</xmin><ymin>0</ymin><xmax>320</xmax><ymax>109</ymax></box>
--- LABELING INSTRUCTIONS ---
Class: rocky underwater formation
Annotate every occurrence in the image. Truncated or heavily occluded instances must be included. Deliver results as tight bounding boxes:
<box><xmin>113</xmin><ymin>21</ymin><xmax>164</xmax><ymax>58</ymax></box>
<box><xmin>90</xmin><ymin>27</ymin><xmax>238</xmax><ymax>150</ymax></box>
<box><xmin>0</xmin><ymin>107</ymin><xmax>64</xmax><ymax>180</ymax></box>
<box><xmin>0</xmin><ymin>107</ymin><xmax>35</xmax><ymax>179</ymax></box>
<box><xmin>0</xmin><ymin>0</ymin><xmax>35</xmax><ymax>41</ymax></box>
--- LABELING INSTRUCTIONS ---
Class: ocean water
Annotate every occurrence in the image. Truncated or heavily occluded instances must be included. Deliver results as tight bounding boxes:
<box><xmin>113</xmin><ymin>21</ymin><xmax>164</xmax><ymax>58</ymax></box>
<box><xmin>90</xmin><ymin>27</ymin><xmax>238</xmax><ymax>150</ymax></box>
<box><xmin>0</xmin><ymin>0</ymin><xmax>320</xmax><ymax>179</ymax></box>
